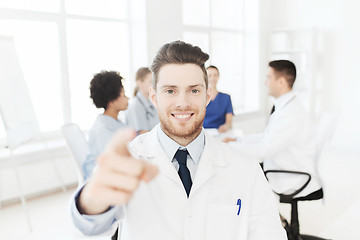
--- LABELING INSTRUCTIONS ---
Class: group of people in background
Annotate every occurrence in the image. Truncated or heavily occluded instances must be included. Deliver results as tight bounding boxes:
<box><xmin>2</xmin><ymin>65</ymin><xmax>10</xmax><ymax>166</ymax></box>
<box><xmin>83</xmin><ymin>64</ymin><xmax>234</xmax><ymax>180</ymax></box>
<box><xmin>71</xmin><ymin>40</ymin><xmax>320</xmax><ymax>240</ymax></box>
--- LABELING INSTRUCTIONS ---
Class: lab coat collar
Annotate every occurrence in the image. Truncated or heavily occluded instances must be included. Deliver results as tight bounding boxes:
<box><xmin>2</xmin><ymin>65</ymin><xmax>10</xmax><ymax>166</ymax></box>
<box><xmin>157</xmin><ymin>125</ymin><xmax>205</xmax><ymax>166</ymax></box>
<box><xmin>274</xmin><ymin>91</ymin><xmax>296</xmax><ymax>112</ymax></box>
<box><xmin>134</xmin><ymin>124</ymin><xmax>226</xmax><ymax>167</ymax></box>
<box><xmin>129</xmin><ymin>124</ymin><xmax>227</xmax><ymax>197</ymax></box>
<box><xmin>129</xmin><ymin>124</ymin><xmax>181</xmax><ymax>185</ymax></box>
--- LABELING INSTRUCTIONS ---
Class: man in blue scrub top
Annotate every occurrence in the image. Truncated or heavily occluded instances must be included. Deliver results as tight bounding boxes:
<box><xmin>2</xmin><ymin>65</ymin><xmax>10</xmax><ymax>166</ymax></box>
<box><xmin>203</xmin><ymin>65</ymin><xmax>234</xmax><ymax>132</ymax></box>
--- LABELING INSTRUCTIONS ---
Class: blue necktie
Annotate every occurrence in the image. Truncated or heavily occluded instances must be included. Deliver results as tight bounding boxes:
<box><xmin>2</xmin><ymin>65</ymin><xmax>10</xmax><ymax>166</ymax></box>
<box><xmin>175</xmin><ymin>148</ymin><xmax>192</xmax><ymax>197</ymax></box>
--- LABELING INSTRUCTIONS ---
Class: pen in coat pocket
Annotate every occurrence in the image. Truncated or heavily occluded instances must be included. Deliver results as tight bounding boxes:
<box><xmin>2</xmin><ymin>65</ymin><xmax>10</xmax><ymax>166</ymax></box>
<box><xmin>237</xmin><ymin>199</ymin><xmax>241</xmax><ymax>215</ymax></box>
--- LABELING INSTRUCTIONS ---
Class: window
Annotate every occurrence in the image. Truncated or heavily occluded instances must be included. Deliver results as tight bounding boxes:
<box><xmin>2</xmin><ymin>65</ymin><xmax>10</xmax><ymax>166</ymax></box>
<box><xmin>0</xmin><ymin>0</ymin><xmax>132</xmax><ymax>140</ymax></box>
<box><xmin>0</xmin><ymin>20</ymin><xmax>62</xmax><ymax>132</ymax></box>
<box><xmin>182</xmin><ymin>0</ymin><xmax>259</xmax><ymax>114</ymax></box>
<box><xmin>66</xmin><ymin>19</ymin><xmax>130</xmax><ymax>129</ymax></box>
<box><xmin>0</xmin><ymin>0</ymin><xmax>60</xmax><ymax>12</ymax></box>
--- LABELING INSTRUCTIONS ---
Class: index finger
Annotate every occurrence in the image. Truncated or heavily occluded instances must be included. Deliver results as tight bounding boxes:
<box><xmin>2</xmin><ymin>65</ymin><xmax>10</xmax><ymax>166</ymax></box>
<box><xmin>105</xmin><ymin>128</ymin><xmax>137</xmax><ymax>156</ymax></box>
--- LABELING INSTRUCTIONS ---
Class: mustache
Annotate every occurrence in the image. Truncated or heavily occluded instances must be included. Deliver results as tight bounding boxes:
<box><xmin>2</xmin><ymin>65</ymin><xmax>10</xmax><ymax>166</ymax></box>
<box><xmin>171</xmin><ymin>106</ymin><xmax>194</xmax><ymax>111</ymax></box>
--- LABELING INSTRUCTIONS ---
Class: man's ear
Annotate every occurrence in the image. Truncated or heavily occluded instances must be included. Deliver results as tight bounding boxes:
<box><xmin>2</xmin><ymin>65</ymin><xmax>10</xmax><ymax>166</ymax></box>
<box><xmin>280</xmin><ymin>76</ymin><xmax>287</xmax><ymax>85</ymax></box>
<box><xmin>279</xmin><ymin>76</ymin><xmax>290</xmax><ymax>89</ymax></box>
<box><xmin>206</xmin><ymin>87</ymin><xmax>211</xmax><ymax>107</ymax></box>
<box><xmin>149</xmin><ymin>86</ymin><xmax>157</xmax><ymax>108</ymax></box>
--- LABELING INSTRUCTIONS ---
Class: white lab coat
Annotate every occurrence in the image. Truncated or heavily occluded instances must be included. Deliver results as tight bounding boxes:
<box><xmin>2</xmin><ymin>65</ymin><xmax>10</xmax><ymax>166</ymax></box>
<box><xmin>229</xmin><ymin>92</ymin><xmax>321</xmax><ymax>197</ymax></box>
<box><xmin>125</xmin><ymin>92</ymin><xmax>159</xmax><ymax>132</ymax></box>
<box><xmin>106</xmin><ymin>125</ymin><xmax>286</xmax><ymax>240</ymax></box>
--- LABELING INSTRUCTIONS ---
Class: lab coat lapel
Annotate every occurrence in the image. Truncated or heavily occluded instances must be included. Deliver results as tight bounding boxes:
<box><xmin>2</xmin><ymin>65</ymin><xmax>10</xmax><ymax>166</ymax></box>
<box><xmin>131</xmin><ymin>127</ymin><xmax>228</xmax><ymax>198</ymax></box>
<box><xmin>131</xmin><ymin>125</ymin><xmax>183</xmax><ymax>188</ymax></box>
<box><xmin>191</xmin><ymin>132</ymin><xmax>227</xmax><ymax>196</ymax></box>
<box><xmin>152</xmin><ymin>143</ymin><xmax>182</xmax><ymax>185</ymax></box>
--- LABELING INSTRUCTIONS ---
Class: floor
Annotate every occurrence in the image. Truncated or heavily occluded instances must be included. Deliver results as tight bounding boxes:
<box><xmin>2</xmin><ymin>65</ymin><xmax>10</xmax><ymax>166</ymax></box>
<box><xmin>0</xmin><ymin>148</ymin><xmax>359</xmax><ymax>240</ymax></box>
<box><xmin>0</xmin><ymin>187</ymin><xmax>110</xmax><ymax>240</ymax></box>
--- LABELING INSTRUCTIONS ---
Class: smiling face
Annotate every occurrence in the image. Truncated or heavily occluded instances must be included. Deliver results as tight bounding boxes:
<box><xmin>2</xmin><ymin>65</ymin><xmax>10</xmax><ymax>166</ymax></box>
<box><xmin>150</xmin><ymin>63</ymin><xmax>211</xmax><ymax>146</ymax></box>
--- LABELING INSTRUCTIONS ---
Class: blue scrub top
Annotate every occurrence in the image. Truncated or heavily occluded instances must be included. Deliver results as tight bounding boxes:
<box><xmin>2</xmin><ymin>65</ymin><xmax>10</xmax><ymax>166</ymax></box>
<box><xmin>203</xmin><ymin>92</ymin><xmax>233</xmax><ymax>129</ymax></box>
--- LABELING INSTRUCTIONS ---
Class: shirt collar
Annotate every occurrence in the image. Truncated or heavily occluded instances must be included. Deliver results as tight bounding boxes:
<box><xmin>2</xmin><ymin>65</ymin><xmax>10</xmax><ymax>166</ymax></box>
<box><xmin>274</xmin><ymin>91</ymin><xmax>296</xmax><ymax>111</ymax></box>
<box><xmin>157</xmin><ymin>126</ymin><xmax>205</xmax><ymax>164</ymax></box>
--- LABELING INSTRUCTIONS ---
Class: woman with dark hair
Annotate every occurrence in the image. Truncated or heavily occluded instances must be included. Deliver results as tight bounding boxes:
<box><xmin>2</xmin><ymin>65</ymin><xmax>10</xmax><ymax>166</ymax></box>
<box><xmin>125</xmin><ymin>67</ymin><xmax>159</xmax><ymax>134</ymax></box>
<box><xmin>83</xmin><ymin>71</ymin><xmax>129</xmax><ymax>180</ymax></box>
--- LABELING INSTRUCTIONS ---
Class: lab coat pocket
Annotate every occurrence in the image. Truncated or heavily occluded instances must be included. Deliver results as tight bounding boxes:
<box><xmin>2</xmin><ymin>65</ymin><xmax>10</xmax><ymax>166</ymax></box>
<box><xmin>206</xmin><ymin>204</ymin><xmax>244</xmax><ymax>240</ymax></box>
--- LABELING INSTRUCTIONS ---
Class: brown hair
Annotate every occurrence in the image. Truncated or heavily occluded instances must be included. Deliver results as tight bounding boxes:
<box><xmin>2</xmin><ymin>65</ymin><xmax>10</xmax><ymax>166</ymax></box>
<box><xmin>150</xmin><ymin>40</ymin><xmax>209</xmax><ymax>90</ymax></box>
<box><xmin>269</xmin><ymin>60</ymin><xmax>297</xmax><ymax>88</ymax></box>
<box><xmin>133</xmin><ymin>67</ymin><xmax>151</xmax><ymax>96</ymax></box>
<box><xmin>206</xmin><ymin>65</ymin><xmax>219</xmax><ymax>75</ymax></box>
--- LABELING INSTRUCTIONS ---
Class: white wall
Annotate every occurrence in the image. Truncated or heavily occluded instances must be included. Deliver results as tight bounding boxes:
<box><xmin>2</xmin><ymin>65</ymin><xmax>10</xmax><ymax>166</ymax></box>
<box><xmin>146</xmin><ymin>0</ymin><xmax>183</xmax><ymax>64</ymax></box>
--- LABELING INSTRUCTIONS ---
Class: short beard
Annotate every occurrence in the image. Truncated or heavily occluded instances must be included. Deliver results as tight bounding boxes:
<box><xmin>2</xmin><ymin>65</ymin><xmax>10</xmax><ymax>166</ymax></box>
<box><xmin>160</xmin><ymin>118</ymin><xmax>204</xmax><ymax>146</ymax></box>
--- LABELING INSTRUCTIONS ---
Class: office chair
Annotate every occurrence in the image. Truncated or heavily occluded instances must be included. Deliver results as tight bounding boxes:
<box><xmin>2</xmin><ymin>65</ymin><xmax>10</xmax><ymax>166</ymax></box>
<box><xmin>264</xmin><ymin>113</ymin><xmax>336</xmax><ymax>240</ymax></box>
<box><xmin>61</xmin><ymin>123</ymin><xmax>89</xmax><ymax>186</ymax></box>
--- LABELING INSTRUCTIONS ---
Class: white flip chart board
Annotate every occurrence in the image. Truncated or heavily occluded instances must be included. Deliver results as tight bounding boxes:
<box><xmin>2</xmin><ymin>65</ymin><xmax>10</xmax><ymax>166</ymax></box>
<box><xmin>0</xmin><ymin>35</ymin><xmax>40</xmax><ymax>148</ymax></box>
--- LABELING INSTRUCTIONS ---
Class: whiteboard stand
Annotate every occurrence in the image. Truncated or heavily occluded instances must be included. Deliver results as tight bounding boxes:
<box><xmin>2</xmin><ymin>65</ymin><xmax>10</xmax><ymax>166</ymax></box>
<box><xmin>11</xmin><ymin>149</ymin><xmax>33</xmax><ymax>232</ymax></box>
<box><xmin>1</xmin><ymin>123</ymin><xmax>39</xmax><ymax>233</ymax></box>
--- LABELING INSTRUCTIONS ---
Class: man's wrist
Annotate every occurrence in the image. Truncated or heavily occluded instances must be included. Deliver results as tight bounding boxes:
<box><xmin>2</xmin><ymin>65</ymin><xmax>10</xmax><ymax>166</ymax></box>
<box><xmin>76</xmin><ymin>185</ymin><xmax>110</xmax><ymax>215</ymax></box>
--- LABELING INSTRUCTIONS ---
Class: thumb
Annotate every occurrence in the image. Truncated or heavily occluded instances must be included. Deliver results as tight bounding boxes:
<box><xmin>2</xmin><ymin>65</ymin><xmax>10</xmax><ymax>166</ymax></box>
<box><xmin>105</xmin><ymin>128</ymin><xmax>137</xmax><ymax>156</ymax></box>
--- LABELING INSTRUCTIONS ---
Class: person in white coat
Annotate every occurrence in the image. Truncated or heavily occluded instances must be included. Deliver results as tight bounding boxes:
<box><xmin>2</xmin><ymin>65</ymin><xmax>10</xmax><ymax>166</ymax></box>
<box><xmin>70</xmin><ymin>41</ymin><xmax>287</xmax><ymax>240</ymax></box>
<box><xmin>224</xmin><ymin>60</ymin><xmax>322</xmax><ymax>198</ymax></box>
<box><xmin>125</xmin><ymin>67</ymin><xmax>159</xmax><ymax>134</ymax></box>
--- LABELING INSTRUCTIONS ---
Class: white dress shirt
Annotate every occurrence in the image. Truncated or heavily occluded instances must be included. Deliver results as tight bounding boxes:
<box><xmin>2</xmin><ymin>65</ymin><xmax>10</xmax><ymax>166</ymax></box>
<box><xmin>157</xmin><ymin>125</ymin><xmax>205</xmax><ymax>180</ymax></box>
<box><xmin>230</xmin><ymin>91</ymin><xmax>321</xmax><ymax>197</ymax></box>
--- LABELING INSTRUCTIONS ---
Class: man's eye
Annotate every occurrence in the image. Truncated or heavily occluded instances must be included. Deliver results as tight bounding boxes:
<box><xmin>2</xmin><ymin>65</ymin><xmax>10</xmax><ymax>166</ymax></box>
<box><xmin>166</xmin><ymin>89</ymin><xmax>174</xmax><ymax>94</ymax></box>
<box><xmin>191</xmin><ymin>89</ymin><xmax>199</xmax><ymax>94</ymax></box>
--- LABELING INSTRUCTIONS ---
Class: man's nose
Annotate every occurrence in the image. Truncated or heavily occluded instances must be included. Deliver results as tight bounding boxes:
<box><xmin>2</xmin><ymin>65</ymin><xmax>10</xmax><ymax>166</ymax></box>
<box><xmin>175</xmin><ymin>92</ymin><xmax>190</xmax><ymax>108</ymax></box>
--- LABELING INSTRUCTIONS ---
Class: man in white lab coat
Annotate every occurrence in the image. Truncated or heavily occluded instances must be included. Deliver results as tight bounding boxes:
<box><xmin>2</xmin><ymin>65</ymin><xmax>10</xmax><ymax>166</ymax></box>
<box><xmin>70</xmin><ymin>41</ymin><xmax>287</xmax><ymax>240</ymax></box>
<box><xmin>225</xmin><ymin>60</ymin><xmax>322</xmax><ymax>198</ymax></box>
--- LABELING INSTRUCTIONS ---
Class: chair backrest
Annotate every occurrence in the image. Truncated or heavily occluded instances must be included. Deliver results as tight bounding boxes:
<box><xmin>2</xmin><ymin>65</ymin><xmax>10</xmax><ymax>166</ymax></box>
<box><xmin>61</xmin><ymin>123</ymin><xmax>89</xmax><ymax>183</ymax></box>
